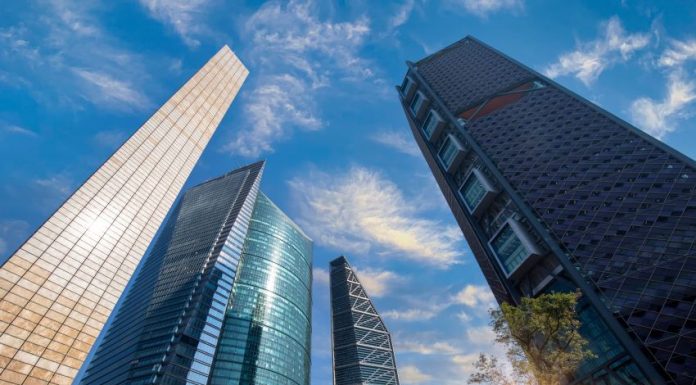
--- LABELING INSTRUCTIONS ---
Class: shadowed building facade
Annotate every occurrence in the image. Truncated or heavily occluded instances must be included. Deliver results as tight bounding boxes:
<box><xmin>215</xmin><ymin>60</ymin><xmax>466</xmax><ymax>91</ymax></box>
<box><xmin>0</xmin><ymin>46</ymin><xmax>248</xmax><ymax>385</ymax></box>
<box><xmin>330</xmin><ymin>256</ymin><xmax>399</xmax><ymax>385</ymax></box>
<box><xmin>80</xmin><ymin>162</ymin><xmax>312</xmax><ymax>385</ymax></box>
<box><xmin>398</xmin><ymin>36</ymin><xmax>696</xmax><ymax>385</ymax></box>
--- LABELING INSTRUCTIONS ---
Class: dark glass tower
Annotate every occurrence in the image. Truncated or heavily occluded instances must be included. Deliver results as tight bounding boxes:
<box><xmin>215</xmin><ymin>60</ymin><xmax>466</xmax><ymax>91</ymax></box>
<box><xmin>330</xmin><ymin>256</ymin><xmax>399</xmax><ymax>385</ymax></box>
<box><xmin>80</xmin><ymin>162</ymin><xmax>313</xmax><ymax>385</ymax></box>
<box><xmin>398</xmin><ymin>36</ymin><xmax>696</xmax><ymax>385</ymax></box>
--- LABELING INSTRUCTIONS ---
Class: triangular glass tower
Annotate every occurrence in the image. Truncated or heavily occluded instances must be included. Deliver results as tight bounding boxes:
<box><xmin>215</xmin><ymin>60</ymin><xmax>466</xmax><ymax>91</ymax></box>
<box><xmin>330</xmin><ymin>256</ymin><xmax>399</xmax><ymax>385</ymax></box>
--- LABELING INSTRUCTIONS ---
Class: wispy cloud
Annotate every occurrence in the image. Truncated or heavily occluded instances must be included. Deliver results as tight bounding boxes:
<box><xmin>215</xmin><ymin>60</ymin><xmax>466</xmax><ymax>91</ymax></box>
<box><xmin>388</xmin><ymin>0</ymin><xmax>417</xmax><ymax>30</ymax></box>
<box><xmin>370</xmin><ymin>130</ymin><xmax>420</xmax><ymax>157</ymax></box>
<box><xmin>544</xmin><ymin>16</ymin><xmax>650</xmax><ymax>85</ymax></box>
<box><xmin>73</xmin><ymin>68</ymin><xmax>151</xmax><ymax>111</ymax></box>
<box><xmin>34</xmin><ymin>174</ymin><xmax>73</xmax><ymax>198</ymax></box>
<box><xmin>352</xmin><ymin>266</ymin><xmax>403</xmax><ymax>297</ymax></box>
<box><xmin>399</xmin><ymin>365</ymin><xmax>432</xmax><ymax>384</ymax></box>
<box><xmin>0</xmin><ymin>2</ymin><xmax>154</xmax><ymax>112</ymax></box>
<box><xmin>313</xmin><ymin>267</ymin><xmax>330</xmax><ymax>286</ymax></box>
<box><xmin>448</xmin><ymin>0</ymin><xmax>524</xmax><ymax>18</ymax></box>
<box><xmin>138</xmin><ymin>0</ymin><xmax>209</xmax><ymax>48</ymax></box>
<box><xmin>224</xmin><ymin>74</ymin><xmax>322</xmax><ymax>157</ymax></box>
<box><xmin>2</xmin><ymin>123</ymin><xmax>37</xmax><ymax>137</ymax></box>
<box><xmin>0</xmin><ymin>220</ymin><xmax>30</xmax><ymax>258</ymax></box>
<box><xmin>629</xmin><ymin>38</ymin><xmax>696</xmax><ymax>139</ymax></box>
<box><xmin>383</xmin><ymin>308</ymin><xmax>440</xmax><ymax>321</ymax></box>
<box><xmin>226</xmin><ymin>0</ymin><xmax>376</xmax><ymax>157</ymax></box>
<box><xmin>288</xmin><ymin>166</ymin><xmax>464</xmax><ymax>267</ymax></box>
<box><xmin>453</xmin><ymin>284</ymin><xmax>495</xmax><ymax>308</ymax></box>
<box><xmin>397</xmin><ymin>339</ymin><xmax>461</xmax><ymax>355</ymax></box>
<box><xmin>630</xmin><ymin>71</ymin><xmax>696</xmax><ymax>139</ymax></box>
<box><xmin>93</xmin><ymin>130</ymin><xmax>127</xmax><ymax>148</ymax></box>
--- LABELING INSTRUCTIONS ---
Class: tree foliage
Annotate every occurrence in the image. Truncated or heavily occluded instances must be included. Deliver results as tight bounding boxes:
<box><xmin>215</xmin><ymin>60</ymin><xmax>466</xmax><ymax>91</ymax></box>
<box><xmin>468</xmin><ymin>291</ymin><xmax>594</xmax><ymax>385</ymax></box>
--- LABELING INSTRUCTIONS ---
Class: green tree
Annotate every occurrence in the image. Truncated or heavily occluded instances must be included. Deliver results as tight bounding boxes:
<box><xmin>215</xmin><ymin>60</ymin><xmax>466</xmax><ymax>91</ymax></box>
<box><xmin>468</xmin><ymin>291</ymin><xmax>594</xmax><ymax>385</ymax></box>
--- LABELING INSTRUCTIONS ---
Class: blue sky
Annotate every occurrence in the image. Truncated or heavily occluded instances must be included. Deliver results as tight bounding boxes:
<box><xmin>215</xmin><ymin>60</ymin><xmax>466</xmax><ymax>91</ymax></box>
<box><xmin>2</xmin><ymin>1</ymin><xmax>696</xmax><ymax>384</ymax></box>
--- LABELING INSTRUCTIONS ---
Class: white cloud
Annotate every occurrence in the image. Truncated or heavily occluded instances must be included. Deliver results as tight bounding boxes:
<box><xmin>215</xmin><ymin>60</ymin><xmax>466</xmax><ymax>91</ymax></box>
<box><xmin>34</xmin><ymin>174</ymin><xmax>73</xmax><ymax>199</ymax></box>
<box><xmin>397</xmin><ymin>340</ymin><xmax>461</xmax><ymax>355</ymax></box>
<box><xmin>313</xmin><ymin>267</ymin><xmax>330</xmax><ymax>286</ymax></box>
<box><xmin>544</xmin><ymin>16</ymin><xmax>650</xmax><ymax>85</ymax></box>
<box><xmin>225</xmin><ymin>74</ymin><xmax>322</xmax><ymax>157</ymax></box>
<box><xmin>450</xmin><ymin>0</ymin><xmax>523</xmax><ymax>18</ymax></box>
<box><xmin>352</xmin><ymin>266</ymin><xmax>402</xmax><ymax>298</ymax></box>
<box><xmin>2</xmin><ymin>124</ymin><xmax>37</xmax><ymax>137</ymax></box>
<box><xmin>138</xmin><ymin>0</ymin><xmax>209</xmax><ymax>47</ymax></box>
<box><xmin>467</xmin><ymin>325</ymin><xmax>497</xmax><ymax>345</ymax></box>
<box><xmin>454</xmin><ymin>284</ymin><xmax>495</xmax><ymax>308</ymax></box>
<box><xmin>658</xmin><ymin>39</ymin><xmax>696</xmax><ymax>68</ymax></box>
<box><xmin>288</xmin><ymin>166</ymin><xmax>464</xmax><ymax>267</ymax></box>
<box><xmin>0</xmin><ymin>2</ymin><xmax>154</xmax><ymax>112</ymax></box>
<box><xmin>226</xmin><ymin>0</ymin><xmax>376</xmax><ymax>157</ymax></box>
<box><xmin>0</xmin><ymin>220</ymin><xmax>31</xmax><ymax>257</ymax></box>
<box><xmin>628</xmin><ymin>38</ymin><xmax>696</xmax><ymax>139</ymax></box>
<box><xmin>388</xmin><ymin>0</ymin><xmax>416</xmax><ymax>30</ymax></box>
<box><xmin>400</xmin><ymin>365</ymin><xmax>432</xmax><ymax>384</ymax></box>
<box><xmin>630</xmin><ymin>71</ymin><xmax>696</xmax><ymax>139</ymax></box>
<box><xmin>383</xmin><ymin>308</ymin><xmax>439</xmax><ymax>321</ymax></box>
<box><xmin>73</xmin><ymin>69</ymin><xmax>151</xmax><ymax>111</ymax></box>
<box><xmin>93</xmin><ymin>130</ymin><xmax>127</xmax><ymax>148</ymax></box>
<box><xmin>456</xmin><ymin>311</ymin><xmax>472</xmax><ymax>322</ymax></box>
<box><xmin>370</xmin><ymin>130</ymin><xmax>420</xmax><ymax>157</ymax></box>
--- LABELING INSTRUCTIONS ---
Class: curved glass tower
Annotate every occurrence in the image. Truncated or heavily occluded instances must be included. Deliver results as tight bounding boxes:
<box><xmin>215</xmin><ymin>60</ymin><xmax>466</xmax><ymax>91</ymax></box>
<box><xmin>209</xmin><ymin>192</ymin><xmax>313</xmax><ymax>385</ymax></box>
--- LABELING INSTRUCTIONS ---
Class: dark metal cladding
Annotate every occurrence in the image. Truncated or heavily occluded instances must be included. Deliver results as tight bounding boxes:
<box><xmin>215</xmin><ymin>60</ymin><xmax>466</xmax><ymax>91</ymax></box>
<box><xmin>330</xmin><ymin>256</ymin><xmax>400</xmax><ymax>385</ymax></box>
<box><xmin>399</xmin><ymin>36</ymin><xmax>696</xmax><ymax>385</ymax></box>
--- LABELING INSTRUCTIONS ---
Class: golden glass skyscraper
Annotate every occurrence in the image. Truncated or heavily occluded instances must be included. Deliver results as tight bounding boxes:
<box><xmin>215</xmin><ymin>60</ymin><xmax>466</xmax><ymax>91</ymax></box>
<box><xmin>0</xmin><ymin>46</ymin><xmax>248</xmax><ymax>385</ymax></box>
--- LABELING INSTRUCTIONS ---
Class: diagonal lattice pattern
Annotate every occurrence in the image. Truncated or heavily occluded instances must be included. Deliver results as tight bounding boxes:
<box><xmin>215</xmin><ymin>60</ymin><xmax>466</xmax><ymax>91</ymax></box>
<box><xmin>330</xmin><ymin>257</ymin><xmax>399</xmax><ymax>385</ymax></box>
<box><xmin>400</xmin><ymin>36</ymin><xmax>696</xmax><ymax>385</ymax></box>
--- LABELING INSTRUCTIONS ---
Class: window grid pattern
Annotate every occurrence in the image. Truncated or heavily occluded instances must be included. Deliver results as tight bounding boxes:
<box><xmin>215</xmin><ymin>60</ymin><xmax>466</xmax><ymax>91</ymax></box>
<box><xmin>490</xmin><ymin>224</ymin><xmax>528</xmax><ymax>275</ymax></box>
<box><xmin>460</xmin><ymin>172</ymin><xmax>487</xmax><ymax>211</ymax></box>
<box><xmin>80</xmin><ymin>162</ymin><xmax>263</xmax><ymax>385</ymax></box>
<box><xmin>0</xmin><ymin>46</ymin><xmax>248</xmax><ymax>385</ymax></box>
<box><xmin>330</xmin><ymin>257</ymin><xmax>399</xmax><ymax>385</ymax></box>
<box><xmin>209</xmin><ymin>192</ymin><xmax>312</xmax><ymax>385</ymax></box>
<box><xmin>405</xmin><ymin>36</ymin><xmax>696</xmax><ymax>384</ymax></box>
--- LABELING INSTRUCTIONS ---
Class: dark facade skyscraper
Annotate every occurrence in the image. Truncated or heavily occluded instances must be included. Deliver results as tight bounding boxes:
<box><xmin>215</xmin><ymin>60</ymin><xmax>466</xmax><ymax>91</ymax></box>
<box><xmin>330</xmin><ymin>256</ymin><xmax>399</xmax><ymax>385</ymax></box>
<box><xmin>398</xmin><ymin>36</ymin><xmax>696</xmax><ymax>385</ymax></box>
<box><xmin>80</xmin><ymin>162</ymin><xmax>312</xmax><ymax>385</ymax></box>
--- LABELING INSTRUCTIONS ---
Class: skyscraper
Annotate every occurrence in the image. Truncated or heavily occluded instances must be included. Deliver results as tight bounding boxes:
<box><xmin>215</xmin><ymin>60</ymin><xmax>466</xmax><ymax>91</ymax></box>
<box><xmin>398</xmin><ymin>36</ymin><xmax>696</xmax><ymax>385</ymax></box>
<box><xmin>0</xmin><ymin>46</ymin><xmax>248</xmax><ymax>385</ymax></box>
<box><xmin>330</xmin><ymin>256</ymin><xmax>399</xmax><ymax>385</ymax></box>
<box><xmin>80</xmin><ymin>162</ymin><xmax>313</xmax><ymax>385</ymax></box>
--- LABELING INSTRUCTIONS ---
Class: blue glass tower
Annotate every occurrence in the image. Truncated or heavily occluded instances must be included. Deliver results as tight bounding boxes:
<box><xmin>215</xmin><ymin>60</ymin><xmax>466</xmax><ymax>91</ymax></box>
<box><xmin>209</xmin><ymin>193</ymin><xmax>312</xmax><ymax>385</ymax></box>
<box><xmin>398</xmin><ymin>36</ymin><xmax>696</xmax><ymax>385</ymax></box>
<box><xmin>80</xmin><ymin>162</ymin><xmax>312</xmax><ymax>385</ymax></box>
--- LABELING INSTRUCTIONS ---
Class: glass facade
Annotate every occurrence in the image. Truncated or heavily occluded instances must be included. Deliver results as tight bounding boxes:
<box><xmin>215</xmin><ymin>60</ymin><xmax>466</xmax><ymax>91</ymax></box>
<box><xmin>438</xmin><ymin>135</ymin><xmax>459</xmax><ymax>168</ymax></box>
<box><xmin>330</xmin><ymin>256</ymin><xmax>399</xmax><ymax>385</ymax></box>
<box><xmin>0</xmin><ymin>46</ymin><xmax>248</xmax><ymax>385</ymax></box>
<box><xmin>80</xmin><ymin>162</ymin><xmax>264</xmax><ymax>385</ymax></box>
<box><xmin>490</xmin><ymin>223</ymin><xmax>528</xmax><ymax>275</ymax></box>
<box><xmin>459</xmin><ymin>172</ymin><xmax>486</xmax><ymax>211</ymax></box>
<box><xmin>209</xmin><ymin>193</ymin><xmax>312</xmax><ymax>385</ymax></box>
<box><xmin>399</xmin><ymin>36</ymin><xmax>696</xmax><ymax>384</ymax></box>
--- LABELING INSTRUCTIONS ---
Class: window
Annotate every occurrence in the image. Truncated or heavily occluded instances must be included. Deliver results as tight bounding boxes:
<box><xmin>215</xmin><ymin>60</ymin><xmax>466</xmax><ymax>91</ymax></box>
<box><xmin>409</xmin><ymin>92</ymin><xmax>424</xmax><ymax>116</ymax></box>
<box><xmin>400</xmin><ymin>76</ymin><xmax>414</xmax><ymax>97</ymax></box>
<box><xmin>438</xmin><ymin>135</ymin><xmax>459</xmax><ymax>169</ymax></box>
<box><xmin>458</xmin><ymin>169</ymin><xmax>498</xmax><ymax>216</ymax></box>
<box><xmin>460</xmin><ymin>173</ymin><xmax>487</xmax><ymax>210</ymax></box>
<box><xmin>491</xmin><ymin>224</ymin><xmax>528</xmax><ymax>275</ymax></box>
<box><xmin>422</xmin><ymin>110</ymin><xmax>443</xmax><ymax>140</ymax></box>
<box><xmin>489</xmin><ymin>219</ymin><xmax>543</xmax><ymax>278</ymax></box>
